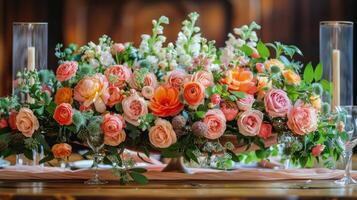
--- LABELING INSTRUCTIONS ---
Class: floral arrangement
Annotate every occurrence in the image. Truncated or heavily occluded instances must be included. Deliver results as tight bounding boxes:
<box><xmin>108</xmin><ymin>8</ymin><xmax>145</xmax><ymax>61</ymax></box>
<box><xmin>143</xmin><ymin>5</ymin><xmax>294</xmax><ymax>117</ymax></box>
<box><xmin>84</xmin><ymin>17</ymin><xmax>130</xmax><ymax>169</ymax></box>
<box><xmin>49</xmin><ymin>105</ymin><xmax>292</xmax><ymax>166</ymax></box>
<box><xmin>0</xmin><ymin>12</ymin><xmax>344</xmax><ymax>183</ymax></box>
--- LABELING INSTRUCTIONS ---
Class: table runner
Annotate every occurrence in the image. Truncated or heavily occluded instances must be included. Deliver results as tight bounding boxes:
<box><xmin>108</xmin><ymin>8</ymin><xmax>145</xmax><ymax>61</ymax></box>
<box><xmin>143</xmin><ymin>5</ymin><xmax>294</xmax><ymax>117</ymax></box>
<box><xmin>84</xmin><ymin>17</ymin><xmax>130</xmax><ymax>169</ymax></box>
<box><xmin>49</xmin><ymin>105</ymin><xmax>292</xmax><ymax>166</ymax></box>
<box><xmin>0</xmin><ymin>165</ymin><xmax>354</xmax><ymax>181</ymax></box>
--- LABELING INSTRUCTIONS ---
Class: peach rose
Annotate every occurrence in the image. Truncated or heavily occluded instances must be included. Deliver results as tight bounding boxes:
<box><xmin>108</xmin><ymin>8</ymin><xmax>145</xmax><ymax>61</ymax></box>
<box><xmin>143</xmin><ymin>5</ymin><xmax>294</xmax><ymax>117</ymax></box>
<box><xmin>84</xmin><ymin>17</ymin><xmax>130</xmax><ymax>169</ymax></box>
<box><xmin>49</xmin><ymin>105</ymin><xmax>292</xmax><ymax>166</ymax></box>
<box><xmin>287</xmin><ymin>100</ymin><xmax>318</xmax><ymax>135</ymax></box>
<box><xmin>107</xmin><ymin>86</ymin><xmax>124</xmax><ymax>107</ymax></box>
<box><xmin>56</xmin><ymin>61</ymin><xmax>78</xmax><ymax>82</ymax></box>
<box><xmin>264</xmin><ymin>59</ymin><xmax>285</xmax><ymax>71</ymax></box>
<box><xmin>101</xmin><ymin>113</ymin><xmax>125</xmax><ymax>138</ymax></box>
<box><xmin>149</xmin><ymin>118</ymin><xmax>177</xmax><ymax>148</ymax></box>
<box><xmin>52</xmin><ymin>143</ymin><xmax>72</xmax><ymax>159</ymax></box>
<box><xmin>312</xmin><ymin>144</ymin><xmax>325</xmax><ymax>157</ymax></box>
<box><xmin>283</xmin><ymin>69</ymin><xmax>301</xmax><ymax>85</ymax></box>
<box><xmin>237</xmin><ymin>110</ymin><xmax>263</xmax><ymax>137</ymax></box>
<box><xmin>258</xmin><ymin>123</ymin><xmax>272</xmax><ymax>139</ymax></box>
<box><xmin>167</xmin><ymin>70</ymin><xmax>187</xmax><ymax>88</ymax></box>
<box><xmin>149</xmin><ymin>86</ymin><xmax>184</xmax><ymax>117</ymax></box>
<box><xmin>203</xmin><ymin>109</ymin><xmax>226</xmax><ymax>139</ymax></box>
<box><xmin>264</xmin><ymin>89</ymin><xmax>291</xmax><ymax>118</ymax></box>
<box><xmin>16</xmin><ymin>108</ymin><xmax>39</xmax><ymax>137</ymax></box>
<box><xmin>104</xmin><ymin>130</ymin><xmax>126</xmax><ymax>146</ymax></box>
<box><xmin>122</xmin><ymin>92</ymin><xmax>148</xmax><ymax>126</ymax></box>
<box><xmin>310</xmin><ymin>95</ymin><xmax>322</xmax><ymax>112</ymax></box>
<box><xmin>237</xmin><ymin>94</ymin><xmax>255</xmax><ymax>111</ymax></box>
<box><xmin>220</xmin><ymin>68</ymin><xmax>257</xmax><ymax>95</ymax></box>
<box><xmin>104</xmin><ymin>65</ymin><xmax>132</xmax><ymax>88</ymax></box>
<box><xmin>183</xmin><ymin>81</ymin><xmax>205</xmax><ymax>107</ymax></box>
<box><xmin>141</xmin><ymin>86</ymin><xmax>155</xmax><ymax>100</ymax></box>
<box><xmin>9</xmin><ymin>110</ymin><xmax>17</xmax><ymax>130</ymax></box>
<box><xmin>55</xmin><ymin>87</ymin><xmax>73</xmax><ymax>105</ymax></box>
<box><xmin>191</xmin><ymin>71</ymin><xmax>214</xmax><ymax>88</ymax></box>
<box><xmin>219</xmin><ymin>101</ymin><xmax>239</xmax><ymax>121</ymax></box>
<box><xmin>129</xmin><ymin>72</ymin><xmax>158</xmax><ymax>90</ymax></box>
<box><xmin>53</xmin><ymin>103</ymin><xmax>73</xmax><ymax>126</ymax></box>
<box><xmin>74</xmin><ymin>74</ymin><xmax>109</xmax><ymax>113</ymax></box>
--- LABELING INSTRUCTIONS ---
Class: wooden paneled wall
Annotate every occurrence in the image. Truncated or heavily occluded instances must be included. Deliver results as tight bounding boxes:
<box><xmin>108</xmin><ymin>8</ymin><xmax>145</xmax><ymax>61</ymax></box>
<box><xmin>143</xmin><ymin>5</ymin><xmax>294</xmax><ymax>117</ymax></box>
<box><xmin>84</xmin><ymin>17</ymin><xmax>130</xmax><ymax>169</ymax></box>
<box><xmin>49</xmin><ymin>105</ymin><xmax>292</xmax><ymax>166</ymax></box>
<box><xmin>1</xmin><ymin>0</ymin><xmax>356</xmax><ymax>97</ymax></box>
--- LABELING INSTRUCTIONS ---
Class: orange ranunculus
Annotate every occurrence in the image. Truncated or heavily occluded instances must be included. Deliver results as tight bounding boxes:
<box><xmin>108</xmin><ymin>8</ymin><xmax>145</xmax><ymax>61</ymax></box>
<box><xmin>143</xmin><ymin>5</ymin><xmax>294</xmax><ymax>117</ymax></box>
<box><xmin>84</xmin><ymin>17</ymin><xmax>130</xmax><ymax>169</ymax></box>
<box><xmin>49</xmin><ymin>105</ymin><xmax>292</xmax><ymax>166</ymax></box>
<box><xmin>52</xmin><ymin>143</ymin><xmax>72</xmax><ymax>159</ymax></box>
<box><xmin>183</xmin><ymin>81</ymin><xmax>205</xmax><ymax>107</ymax></box>
<box><xmin>149</xmin><ymin>85</ymin><xmax>184</xmax><ymax>117</ymax></box>
<box><xmin>282</xmin><ymin>69</ymin><xmax>301</xmax><ymax>85</ymax></box>
<box><xmin>55</xmin><ymin>87</ymin><xmax>73</xmax><ymax>105</ymax></box>
<box><xmin>220</xmin><ymin>68</ymin><xmax>257</xmax><ymax>94</ymax></box>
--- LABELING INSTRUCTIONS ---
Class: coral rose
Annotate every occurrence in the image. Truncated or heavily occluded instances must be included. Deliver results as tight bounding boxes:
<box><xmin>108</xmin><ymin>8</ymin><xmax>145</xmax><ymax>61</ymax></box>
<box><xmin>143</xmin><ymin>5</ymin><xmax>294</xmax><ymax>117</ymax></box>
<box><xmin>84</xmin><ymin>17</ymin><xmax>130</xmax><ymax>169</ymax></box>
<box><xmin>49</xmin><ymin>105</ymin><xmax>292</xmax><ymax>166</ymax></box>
<box><xmin>9</xmin><ymin>110</ymin><xmax>17</xmax><ymax>130</ymax></box>
<box><xmin>52</xmin><ymin>143</ymin><xmax>72</xmax><ymax>159</ymax></box>
<box><xmin>149</xmin><ymin>118</ymin><xmax>177</xmax><ymax>148</ymax></box>
<box><xmin>16</xmin><ymin>108</ymin><xmax>39</xmax><ymax>137</ymax></box>
<box><xmin>183</xmin><ymin>81</ymin><xmax>205</xmax><ymax>107</ymax></box>
<box><xmin>287</xmin><ymin>100</ymin><xmax>318</xmax><ymax>135</ymax></box>
<box><xmin>220</xmin><ymin>68</ymin><xmax>257</xmax><ymax>95</ymax></box>
<box><xmin>258</xmin><ymin>123</ymin><xmax>272</xmax><ymax>139</ymax></box>
<box><xmin>53</xmin><ymin>103</ymin><xmax>73</xmax><ymax>126</ymax></box>
<box><xmin>219</xmin><ymin>101</ymin><xmax>239</xmax><ymax>121</ymax></box>
<box><xmin>122</xmin><ymin>92</ymin><xmax>148</xmax><ymax>126</ymax></box>
<box><xmin>203</xmin><ymin>109</ymin><xmax>226</xmax><ymax>139</ymax></box>
<box><xmin>264</xmin><ymin>89</ymin><xmax>291</xmax><ymax>118</ymax></box>
<box><xmin>237</xmin><ymin>94</ymin><xmax>255</xmax><ymax>111</ymax></box>
<box><xmin>54</xmin><ymin>87</ymin><xmax>73</xmax><ymax>105</ymax></box>
<box><xmin>56</xmin><ymin>61</ymin><xmax>78</xmax><ymax>82</ymax></box>
<box><xmin>312</xmin><ymin>144</ymin><xmax>325</xmax><ymax>157</ymax></box>
<box><xmin>167</xmin><ymin>70</ymin><xmax>187</xmax><ymax>88</ymax></box>
<box><xmin>101</xmin><ymin>113</ymin><xmax>125</xmax><ymax>138</ymax></box>
<box><xmin>107</xmin><ymin>86</ymin><xmax>124</xmax><ymax>107</ymax></box>
<box><xmin>104</xmin><ymin>65</ymin><xmax>132</xmax><ymax>88</ymax></box>
<box><xmin>283</xmin><ymin>69</ymin><xmax>301</xmax><ymax>85</ymax></box>
<box><xmin>74</xmin><ymin>74</ymin><xmax>109</xmax><ymax>113</ymax></box>
<box><xmin>149</xmin><ymin>85</ymin><xmax>184</xmax><ymax>117</ymax></box>
<box><xmin>191</xmin><ymin>71</ymin><xmax>214</xmax><ymax>88</ymax></box>
<box><xmin>104</xmin><ymin>130</ymin><xmax>126</xmax><ymax>146</ymax></box>
<box><xmin>237</xmin><ymin>110</ymin><xmax>263</xmax><ymax>137</ymax></box>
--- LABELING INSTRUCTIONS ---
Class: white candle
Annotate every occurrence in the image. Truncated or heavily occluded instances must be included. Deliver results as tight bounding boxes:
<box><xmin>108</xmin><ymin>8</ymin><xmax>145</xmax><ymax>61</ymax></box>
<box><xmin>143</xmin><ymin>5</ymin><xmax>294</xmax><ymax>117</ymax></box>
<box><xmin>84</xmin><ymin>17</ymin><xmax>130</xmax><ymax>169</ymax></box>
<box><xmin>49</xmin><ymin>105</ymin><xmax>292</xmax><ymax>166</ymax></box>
<box><xmin>332</xmin><ymin>49</ymin><xmax>340</xmax><ymax>109</ymax></box>
<box><xmin>27</xmin><ymin>46</ymin><xmax>35</xmax><ymax>104</ymax></box>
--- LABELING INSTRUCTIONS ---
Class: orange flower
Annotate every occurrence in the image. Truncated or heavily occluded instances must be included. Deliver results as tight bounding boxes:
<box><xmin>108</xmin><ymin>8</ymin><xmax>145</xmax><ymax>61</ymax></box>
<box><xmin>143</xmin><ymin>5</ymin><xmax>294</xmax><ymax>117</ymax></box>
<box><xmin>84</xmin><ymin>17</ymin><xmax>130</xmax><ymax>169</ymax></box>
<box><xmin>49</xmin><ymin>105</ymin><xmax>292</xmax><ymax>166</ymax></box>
<box><xmin>183</xmin><ymin>81</ymin><xmax>205</xmax><ymax>107</ymax></box>
<box><xmin>282</xmin><ymin>69</ymin><xmax>301</xmax><ymax>85</ymax></box>
<box><xmin>220</xmin><ymin>68</ymin><xmax>257</xmax><ymax>94</ymax></box>
<box><xmin>54</xmin><ymin>87</ymin><xmax>73</xmax><ymax>105</ymax></box>
<box><xmin>52</xmin><ymin>143</ymin><xmax>72</xmax><ymax>159</ymax></box>
<box><xmin>264</xmin><ymin>59</ymin><xmax>285</xmax><ymax>71</ymax></box>
<box><xmin>149</xmin><ymin>85</ymin><xmax>184</xmax><ymax>117</ymax></box>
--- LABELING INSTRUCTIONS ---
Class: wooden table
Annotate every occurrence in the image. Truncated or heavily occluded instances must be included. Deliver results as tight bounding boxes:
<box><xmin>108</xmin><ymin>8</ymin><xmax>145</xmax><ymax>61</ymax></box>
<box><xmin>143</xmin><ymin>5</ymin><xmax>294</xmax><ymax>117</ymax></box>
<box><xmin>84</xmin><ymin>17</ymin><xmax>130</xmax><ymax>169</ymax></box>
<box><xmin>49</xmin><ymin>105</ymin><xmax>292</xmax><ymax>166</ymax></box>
<box><xmin>1</xmin><ymin>180</ymin><xmax>357</xmax><ymax>200</ymax></box>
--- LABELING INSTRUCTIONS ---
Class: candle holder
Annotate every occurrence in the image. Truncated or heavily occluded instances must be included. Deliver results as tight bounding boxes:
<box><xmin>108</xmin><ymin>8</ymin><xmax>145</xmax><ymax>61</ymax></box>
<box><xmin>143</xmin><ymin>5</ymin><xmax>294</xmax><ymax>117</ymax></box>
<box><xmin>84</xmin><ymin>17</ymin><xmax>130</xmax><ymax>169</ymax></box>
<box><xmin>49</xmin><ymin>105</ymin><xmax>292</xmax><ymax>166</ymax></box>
<box><xmin>319</xmin><ymin>21</ymin><xmax>353</xmax><ymax>109</ymax></box>
<box><xmin>12</xmin><ymin>22</ymin><xmax>48</xmax><ymax>100</ymax></box>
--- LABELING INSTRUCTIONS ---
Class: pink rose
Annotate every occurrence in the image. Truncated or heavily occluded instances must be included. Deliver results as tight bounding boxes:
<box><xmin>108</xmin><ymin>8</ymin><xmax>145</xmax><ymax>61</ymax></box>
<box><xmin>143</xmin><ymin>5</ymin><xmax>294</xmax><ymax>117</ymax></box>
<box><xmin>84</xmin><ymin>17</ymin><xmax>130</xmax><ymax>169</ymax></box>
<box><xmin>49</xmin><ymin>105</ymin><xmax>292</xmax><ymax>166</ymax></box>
<box><xmin>107</xmin><ymin>86</ymin><xmax>124</xmax><ymax>107</ymax></box>
<box><xmin>287</xmin><ymin>100</ymin><xmax>318</xmax><ymax>135</ymax></box>
<box><xmin>203</xmin><ymin>109</ymin><xmax>226</xmax><ymax>139</ymax></box>
<box><xmin>211</xmin><ymin>94</ymin><xmax>221</xmax><ymax>105</ymax></box>
<box><xmin>258</xmin><ymin>123</ymin><xmax>272</xmax><ymax>139</ymax></box>
<box><xmin>16</xmin><ymin>108</ymin><xmax>39</xmax><ymax>137</ymax></box>
<box><xmin>149</xmin><ymin>118</ymin><xmax>177</xmax><ymax>148</ymax></box>
<box><xmin>74</xmin><ymin>74</ymin><xmax>109</xmax><ymax>113</ymax></box>
<box><xmin>191</xmin><ymin>70</ymin><xmax>214</xmax><ymax>88</ymax></box>
<box><xmin>167</xmin><ymin>70</ymin><xmax>187</xmax><ymax>88</ymax></box>
<box><xmin>101</xmin><ymin>113</ymin><xmax>125</xmax><ymax>138</ymax></box>
<box><xmin>220</xmin><ymin>101</ymin><xmax>239</xmax><ymax>121</ymax></box>
<box><xmin>312</xmin><ymin>144</ymin><xmax>325</xmax><ymax>157</ymax></box>
<box><xmin>56</xmin><ymin>61</ymin><xmax>78</xmax><ymax>82</ymax></box>
<box><xmin>104</xmin><ymin>65</ymin><xmax>132</xmax><ymax>88</ymax></box>
<box><xmin>111</xmin><ymin>43</ymin><xmax>125</xmax><ymax>54</ymax></box>
<box><xmin>237</xmin><ymin>110</ymin><xmax>263</xmax><ymax>136</ymax></box>
<box><xmin>237</xmin><ymin>94</ymin><xmax>255</xmax><ymax>111</ymax></box>
<box><xmin>53</xmin><ymin>103</ymin><xmax>73</xmax><ymax>126</ymax></box>
<box><xmin>264</xmin><ymin>89</ymin><xmax>291</xmax><ymax>117</ymax></box>
<box><xmin>0</xmin><ymin>118</ymin><xmax>8</xmax><ymax>129</ymax></box>
<box><xmin>104</xmin><ymin>131</ymin><xmax>126</xmax><ymax>146</ymax></box>
<box><xmin>141</xmin><ymin>86</ymin><xmax>155</xmax><ymax>100</ymax></box>
<box><xmin>122</xmin><ymin>92</ymin><xmax>148</xmax><ymax>126</ymax></box>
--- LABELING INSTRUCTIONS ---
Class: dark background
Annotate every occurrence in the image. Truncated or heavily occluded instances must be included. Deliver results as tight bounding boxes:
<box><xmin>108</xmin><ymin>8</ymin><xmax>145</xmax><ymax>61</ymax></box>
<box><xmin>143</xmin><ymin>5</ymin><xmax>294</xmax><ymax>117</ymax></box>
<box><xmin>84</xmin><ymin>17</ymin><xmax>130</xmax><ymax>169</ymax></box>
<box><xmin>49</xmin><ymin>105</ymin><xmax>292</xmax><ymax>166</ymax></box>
<box><xmin>0</xmin><ymin>0</ymin><xmax>356</xmax><ymax>102</ymax></box>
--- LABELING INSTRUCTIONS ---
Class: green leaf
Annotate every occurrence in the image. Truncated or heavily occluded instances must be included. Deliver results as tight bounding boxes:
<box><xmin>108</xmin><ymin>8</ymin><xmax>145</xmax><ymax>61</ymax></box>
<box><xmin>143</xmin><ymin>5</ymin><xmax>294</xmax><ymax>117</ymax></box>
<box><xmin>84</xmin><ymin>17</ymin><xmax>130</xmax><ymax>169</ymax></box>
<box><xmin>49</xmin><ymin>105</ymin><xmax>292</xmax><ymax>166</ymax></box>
<box><xmin>185</xmin><ymin>150</ymin><xmax>199</xmax><ymax>163</ymax></box>
<box><xmin>257</xmin><ymin>41</ymin><xmax>270</xmax><ymax>58</ymax></box>
<box><xmin>226</xmin><ymin>150</ymin><xmax>240</xmax><ymax>162</ymax></box>
<box><xmin>314</xmin><ymin>63</ymin><xmax>323</xmax><ymax>81</ymax></box>
<box><xmin>195</xmin><ymin>111</ymin><xmax>206</xmax><ymax>119</ymax></box>
<box><xmin>303</xmin><ymin>63</ymin><xmax>314</xmax><ymax>84</ymax></box>
<box><xmin>129</xmin><ymin>171</ymin><xmax>148</xmax><ymax>185</ymax></box>
<box><xmin>320</xmin><ymin>79</ymin><xmax>331</xmax><ymax>93</ymax></box>
<box><xmin>241</xmin><ymin>44</ymin><xmax>253</xmax><ymax>56</ymax></box>
<box><xmin>39</xmin><ymin>154</ymin><xmax>54</xmax><ymax>164</ymax></box>
<box><xmin>230</xmin><ymin>91</ymin><xmax>246</xmax><ymax>99</ymax></box>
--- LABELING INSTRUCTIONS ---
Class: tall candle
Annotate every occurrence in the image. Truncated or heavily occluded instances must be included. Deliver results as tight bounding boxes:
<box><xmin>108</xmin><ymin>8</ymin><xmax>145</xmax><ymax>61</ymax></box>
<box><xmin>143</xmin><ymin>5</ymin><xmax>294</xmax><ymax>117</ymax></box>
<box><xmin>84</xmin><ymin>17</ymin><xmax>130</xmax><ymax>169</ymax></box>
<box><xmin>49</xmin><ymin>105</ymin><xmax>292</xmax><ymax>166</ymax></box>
<box><xmin>27</xmin><ymin>46</ymin><xmax>35</xmax><ymax>104</ymax></box>
<box><xmin>332</xmin><ymin>49</ymin><xmax>340</xmax><ymax>110</ymax></box>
